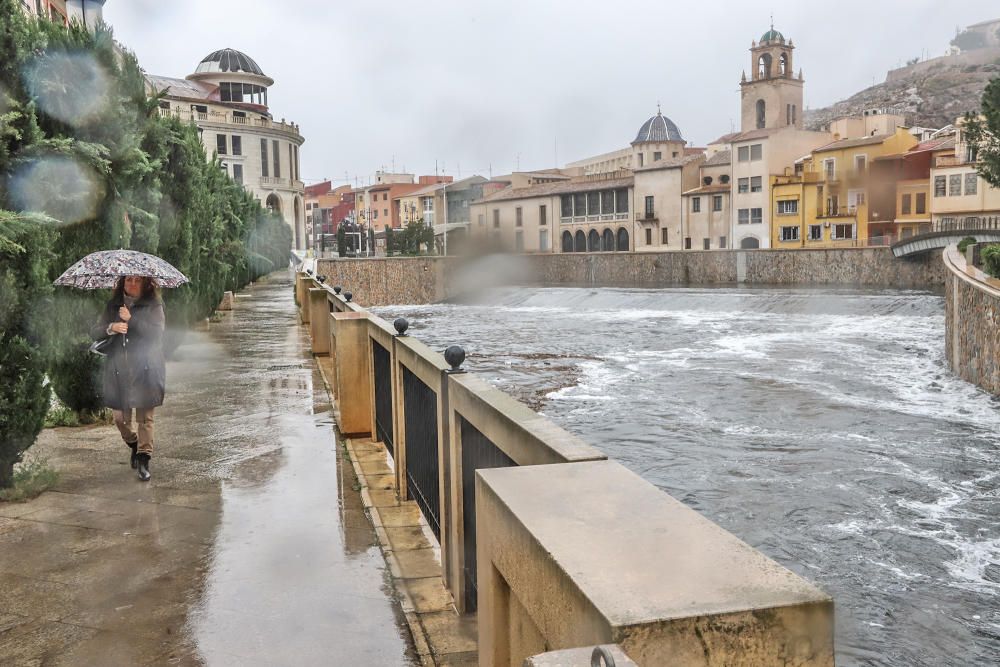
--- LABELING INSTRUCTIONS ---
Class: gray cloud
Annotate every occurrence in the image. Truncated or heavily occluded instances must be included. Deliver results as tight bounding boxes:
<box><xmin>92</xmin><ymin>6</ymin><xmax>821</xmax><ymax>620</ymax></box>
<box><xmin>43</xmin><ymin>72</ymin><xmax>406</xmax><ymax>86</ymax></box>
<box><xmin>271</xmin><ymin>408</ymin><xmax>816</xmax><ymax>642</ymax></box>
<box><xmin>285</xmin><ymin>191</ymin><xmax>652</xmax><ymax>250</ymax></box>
<box><xmin>105</xmin><ymin>0</ymin><xmax>997</xmax><ymax>187</ymax></box>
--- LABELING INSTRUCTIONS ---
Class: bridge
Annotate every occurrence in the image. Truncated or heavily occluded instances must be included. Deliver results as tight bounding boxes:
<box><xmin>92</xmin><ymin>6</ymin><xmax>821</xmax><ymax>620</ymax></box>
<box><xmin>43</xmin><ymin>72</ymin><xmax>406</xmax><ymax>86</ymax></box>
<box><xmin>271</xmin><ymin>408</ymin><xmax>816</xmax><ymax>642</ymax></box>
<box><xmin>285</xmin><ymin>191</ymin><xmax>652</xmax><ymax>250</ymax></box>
<box><xmin>892</xmin><ymin>217</ymin><xmax>1000</xmax><ymax>258</ymax></box>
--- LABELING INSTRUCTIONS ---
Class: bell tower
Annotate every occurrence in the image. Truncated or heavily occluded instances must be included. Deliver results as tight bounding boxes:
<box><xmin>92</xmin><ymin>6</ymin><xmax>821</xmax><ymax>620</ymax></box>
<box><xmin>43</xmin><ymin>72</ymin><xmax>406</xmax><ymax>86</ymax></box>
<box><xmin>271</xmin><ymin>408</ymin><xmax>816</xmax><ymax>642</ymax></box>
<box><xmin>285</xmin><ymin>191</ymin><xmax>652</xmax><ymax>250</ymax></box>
<box><xmin>739</xmin><ymin>22</ymin><xmax>804</xmax><ymax>132</ymax></box>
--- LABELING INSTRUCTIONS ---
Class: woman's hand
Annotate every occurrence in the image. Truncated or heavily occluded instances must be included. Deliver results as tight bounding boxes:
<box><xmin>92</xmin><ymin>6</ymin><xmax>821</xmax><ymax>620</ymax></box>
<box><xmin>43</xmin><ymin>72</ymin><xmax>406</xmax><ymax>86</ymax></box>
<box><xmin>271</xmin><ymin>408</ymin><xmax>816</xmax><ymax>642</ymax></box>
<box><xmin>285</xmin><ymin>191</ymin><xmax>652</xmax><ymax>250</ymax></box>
<box><xmin>110</xmin><ymin>322</ymin><xmax>129</xmax><ymax>335</ymax></box>
<box><xmin>119</xmin><ymin>306</ymin><xmax>131</xmax><ymax>322</ymax></box>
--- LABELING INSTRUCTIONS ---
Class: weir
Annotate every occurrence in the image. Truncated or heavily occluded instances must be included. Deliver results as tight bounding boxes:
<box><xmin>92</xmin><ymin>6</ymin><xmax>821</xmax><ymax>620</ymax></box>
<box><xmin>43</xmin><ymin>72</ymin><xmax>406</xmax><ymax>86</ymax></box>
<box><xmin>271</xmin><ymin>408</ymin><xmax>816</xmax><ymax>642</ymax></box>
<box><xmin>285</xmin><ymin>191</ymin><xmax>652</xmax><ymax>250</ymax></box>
<box><xmin>296</xmin><ymin>270</ymin><xmax>837</xmax><ymax>666</ymax></box>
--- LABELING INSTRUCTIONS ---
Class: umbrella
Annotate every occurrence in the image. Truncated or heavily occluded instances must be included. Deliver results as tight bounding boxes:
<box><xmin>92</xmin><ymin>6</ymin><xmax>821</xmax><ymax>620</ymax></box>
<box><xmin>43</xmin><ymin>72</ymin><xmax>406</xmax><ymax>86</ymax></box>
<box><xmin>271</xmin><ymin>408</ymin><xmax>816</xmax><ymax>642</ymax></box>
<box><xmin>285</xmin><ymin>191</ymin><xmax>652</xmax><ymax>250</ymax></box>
<box><xmin>54</xmin><ymin>249</ymin><xmax>190</xmax><ymax>289</ymax></box>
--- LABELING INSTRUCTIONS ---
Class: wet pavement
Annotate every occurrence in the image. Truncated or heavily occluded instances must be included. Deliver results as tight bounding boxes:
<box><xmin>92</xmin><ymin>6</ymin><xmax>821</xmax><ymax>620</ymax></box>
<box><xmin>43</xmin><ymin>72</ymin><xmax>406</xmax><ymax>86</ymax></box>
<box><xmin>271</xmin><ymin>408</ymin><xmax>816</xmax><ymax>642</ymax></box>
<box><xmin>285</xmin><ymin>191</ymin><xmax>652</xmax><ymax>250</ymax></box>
<box><xmin>0</xmin><ymin>272</ymin><xmax>417</xmax><ymax>666</ymax></box>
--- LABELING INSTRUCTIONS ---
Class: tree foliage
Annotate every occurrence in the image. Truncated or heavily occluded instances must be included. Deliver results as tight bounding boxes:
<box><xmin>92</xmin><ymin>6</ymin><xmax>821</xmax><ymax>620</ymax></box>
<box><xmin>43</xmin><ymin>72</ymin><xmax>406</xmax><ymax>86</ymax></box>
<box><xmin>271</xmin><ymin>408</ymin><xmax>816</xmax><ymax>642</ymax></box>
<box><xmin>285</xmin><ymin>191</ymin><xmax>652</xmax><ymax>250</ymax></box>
<box><xmin>964</xmin><ymin>77</ymin><xmax>1000</xmax><ymax>188</ymax></box>
<box><xmin>0</xmin><ymin>4</ymin><xmax>291</xmax><ymax>484</ymax></box>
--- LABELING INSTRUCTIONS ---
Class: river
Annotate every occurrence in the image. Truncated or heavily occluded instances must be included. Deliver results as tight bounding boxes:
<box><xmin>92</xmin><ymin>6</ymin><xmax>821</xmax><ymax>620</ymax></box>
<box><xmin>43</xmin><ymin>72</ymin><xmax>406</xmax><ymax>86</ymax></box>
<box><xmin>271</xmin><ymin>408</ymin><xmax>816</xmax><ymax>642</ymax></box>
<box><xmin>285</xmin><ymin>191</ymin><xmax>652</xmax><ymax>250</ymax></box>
<box><xmin>375</xmin><ymin>286</ymin><xmax>1000</xmax><ymax>667</ymax></box>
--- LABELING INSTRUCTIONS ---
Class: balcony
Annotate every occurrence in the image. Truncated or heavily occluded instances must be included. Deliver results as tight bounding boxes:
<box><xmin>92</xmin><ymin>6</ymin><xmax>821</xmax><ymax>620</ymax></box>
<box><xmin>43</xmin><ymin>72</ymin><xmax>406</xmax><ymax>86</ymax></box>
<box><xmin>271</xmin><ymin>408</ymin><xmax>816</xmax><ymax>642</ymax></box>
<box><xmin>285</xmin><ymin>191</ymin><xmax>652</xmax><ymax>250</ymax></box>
<box><xmin>156</xmin><ymin>106</ymin><xmax>303</xmax><ymax>139</ymax></box>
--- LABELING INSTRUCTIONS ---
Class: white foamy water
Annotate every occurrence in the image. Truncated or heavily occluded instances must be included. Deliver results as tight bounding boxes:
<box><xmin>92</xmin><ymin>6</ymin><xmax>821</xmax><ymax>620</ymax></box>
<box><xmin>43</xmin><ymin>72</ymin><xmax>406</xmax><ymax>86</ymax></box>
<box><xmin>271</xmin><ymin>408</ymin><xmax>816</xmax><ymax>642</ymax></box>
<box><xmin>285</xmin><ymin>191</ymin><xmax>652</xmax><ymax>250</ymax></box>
<box><xmin>376</xmin><ymin>286</ymin><xmax>1000</xmax><ymax>666</ymax></box>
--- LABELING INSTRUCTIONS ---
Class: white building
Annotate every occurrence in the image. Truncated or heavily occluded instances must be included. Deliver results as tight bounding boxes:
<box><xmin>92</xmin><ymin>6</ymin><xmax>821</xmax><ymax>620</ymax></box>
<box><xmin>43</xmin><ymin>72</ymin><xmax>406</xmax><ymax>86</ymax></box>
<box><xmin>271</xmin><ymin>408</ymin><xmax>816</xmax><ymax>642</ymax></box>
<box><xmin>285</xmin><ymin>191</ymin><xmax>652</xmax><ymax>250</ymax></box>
<box><xmin>148</xmin><ymin>49</ymin><xmax>307</xmax><ymax>248</ymax></box>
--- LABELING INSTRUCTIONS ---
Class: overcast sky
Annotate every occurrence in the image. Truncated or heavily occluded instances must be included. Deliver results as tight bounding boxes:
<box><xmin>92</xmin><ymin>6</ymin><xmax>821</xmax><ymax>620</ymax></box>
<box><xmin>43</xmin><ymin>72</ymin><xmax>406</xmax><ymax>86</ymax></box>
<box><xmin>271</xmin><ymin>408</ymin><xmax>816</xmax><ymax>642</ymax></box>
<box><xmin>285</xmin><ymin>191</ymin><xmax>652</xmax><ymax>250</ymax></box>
<box><xmin>105</xmin><ymin>0</ymin><xmax>995</xmax><ymax>188</ymax></box>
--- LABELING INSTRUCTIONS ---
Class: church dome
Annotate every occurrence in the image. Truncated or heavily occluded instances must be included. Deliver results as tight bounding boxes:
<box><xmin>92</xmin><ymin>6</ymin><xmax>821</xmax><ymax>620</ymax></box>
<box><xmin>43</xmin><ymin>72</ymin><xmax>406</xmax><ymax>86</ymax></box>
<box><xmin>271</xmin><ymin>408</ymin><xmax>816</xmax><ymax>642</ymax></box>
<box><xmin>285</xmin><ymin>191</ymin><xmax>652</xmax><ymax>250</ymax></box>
<box><xmin>760</xmin><ymin>28</ymin><xmax>784</xmax><ymax>43</ymax></box>
<box><xmin>195</xmin><ymin>48</ymin><xmax>266</xmax><ymax>77</ymax></box>
<box><xmin>633</xmin><ymin>110</ymin><xmax>683</xmax><ymax>143</ymax></box>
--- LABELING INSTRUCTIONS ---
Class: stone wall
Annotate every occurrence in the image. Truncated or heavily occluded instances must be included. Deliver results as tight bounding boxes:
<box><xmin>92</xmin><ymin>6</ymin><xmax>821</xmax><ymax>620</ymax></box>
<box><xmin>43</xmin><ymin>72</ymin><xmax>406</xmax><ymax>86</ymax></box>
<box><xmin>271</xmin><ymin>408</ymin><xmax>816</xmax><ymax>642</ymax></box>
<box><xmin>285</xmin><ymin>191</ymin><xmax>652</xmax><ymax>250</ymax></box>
<box><xmin>317</xmin><ymin>248</ymin><xmax>944</xmax><ymax>307</ymax></box>
<box><xmin>944</xmin><ymin>247</ymin><xmax>1000</xmax><ymax>395</ymax></box>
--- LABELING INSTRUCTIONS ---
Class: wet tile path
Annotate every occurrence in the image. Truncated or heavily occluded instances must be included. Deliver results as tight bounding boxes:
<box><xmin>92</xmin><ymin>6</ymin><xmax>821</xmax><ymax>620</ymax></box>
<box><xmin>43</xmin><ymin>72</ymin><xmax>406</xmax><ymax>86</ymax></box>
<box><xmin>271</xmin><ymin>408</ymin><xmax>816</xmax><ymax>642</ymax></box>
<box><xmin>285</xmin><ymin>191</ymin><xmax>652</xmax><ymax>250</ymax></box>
<box><xmin>0</xmin><ymin>273</ymin><xmax>417</xmax><ymax>666</ymax></box>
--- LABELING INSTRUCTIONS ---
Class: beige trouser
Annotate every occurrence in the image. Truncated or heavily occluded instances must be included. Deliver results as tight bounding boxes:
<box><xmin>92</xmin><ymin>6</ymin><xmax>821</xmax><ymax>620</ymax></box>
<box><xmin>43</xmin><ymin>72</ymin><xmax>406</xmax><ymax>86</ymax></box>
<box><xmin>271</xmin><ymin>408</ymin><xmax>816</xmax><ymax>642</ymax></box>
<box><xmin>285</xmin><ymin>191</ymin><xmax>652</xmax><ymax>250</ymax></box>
<box><xmin>113</xmin><ymin>408</ymin><xmax>154</xmax><ymax>456</ymax></box>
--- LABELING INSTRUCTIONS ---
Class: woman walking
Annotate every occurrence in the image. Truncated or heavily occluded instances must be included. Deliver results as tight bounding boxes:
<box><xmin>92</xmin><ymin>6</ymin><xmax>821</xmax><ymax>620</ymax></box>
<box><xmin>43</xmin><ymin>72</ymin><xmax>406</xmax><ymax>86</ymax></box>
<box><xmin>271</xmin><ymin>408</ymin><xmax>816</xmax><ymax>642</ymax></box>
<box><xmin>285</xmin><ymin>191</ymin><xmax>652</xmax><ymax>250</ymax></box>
<box><xmin>91</xmin><ymin>275</ymin><xmax>166</xmax><ymax>482</ymax></box>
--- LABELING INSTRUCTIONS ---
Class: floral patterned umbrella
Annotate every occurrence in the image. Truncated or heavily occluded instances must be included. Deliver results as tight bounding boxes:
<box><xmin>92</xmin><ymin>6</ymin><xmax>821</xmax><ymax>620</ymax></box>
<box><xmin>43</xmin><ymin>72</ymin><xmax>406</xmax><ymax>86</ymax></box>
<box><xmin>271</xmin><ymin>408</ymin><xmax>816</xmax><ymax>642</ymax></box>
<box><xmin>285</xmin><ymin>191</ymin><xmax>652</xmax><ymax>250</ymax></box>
<box><xmin>54</xmin><ymin>249</ymin><xmax>190</xmax><ymax>289</ymax></box>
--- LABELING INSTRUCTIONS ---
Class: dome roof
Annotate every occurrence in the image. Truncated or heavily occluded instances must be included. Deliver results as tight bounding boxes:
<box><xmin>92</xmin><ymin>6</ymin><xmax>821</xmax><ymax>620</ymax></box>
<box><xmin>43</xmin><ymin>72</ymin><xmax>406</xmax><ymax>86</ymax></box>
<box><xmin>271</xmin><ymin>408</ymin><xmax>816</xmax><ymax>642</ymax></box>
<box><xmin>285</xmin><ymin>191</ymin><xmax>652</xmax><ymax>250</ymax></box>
<box><xmin>195</xmin><ymin>49</ymin><xmax>266</xmax><ymax>77</ymax></box>
<box><xmin>633</xmin><ymin>110</ymin><xmax>683</xmax><ymax>143</ymax></box>
<box><xmin>760</xmin><ymin>28</ymin><xmax>784</xmax><ymax>43</ymax></box>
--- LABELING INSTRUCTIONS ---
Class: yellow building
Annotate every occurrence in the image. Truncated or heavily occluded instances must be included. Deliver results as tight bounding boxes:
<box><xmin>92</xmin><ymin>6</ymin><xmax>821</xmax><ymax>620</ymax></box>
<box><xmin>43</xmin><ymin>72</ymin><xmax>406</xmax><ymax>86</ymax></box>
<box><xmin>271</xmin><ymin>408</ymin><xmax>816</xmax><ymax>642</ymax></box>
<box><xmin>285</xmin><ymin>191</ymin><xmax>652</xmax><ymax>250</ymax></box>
<box><xmin>770</xmin><ymin>128</ymin><xmax>918</xmax><ymax>248</ymax></box>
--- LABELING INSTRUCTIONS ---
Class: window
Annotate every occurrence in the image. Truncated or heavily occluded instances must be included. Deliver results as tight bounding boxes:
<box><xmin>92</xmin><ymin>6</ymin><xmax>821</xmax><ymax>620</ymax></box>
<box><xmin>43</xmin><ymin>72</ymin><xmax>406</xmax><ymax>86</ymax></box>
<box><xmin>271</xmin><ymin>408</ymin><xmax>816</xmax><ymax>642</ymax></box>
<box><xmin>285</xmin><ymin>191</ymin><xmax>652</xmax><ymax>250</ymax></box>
<box><xmin>901</xmin><ymin>194</ymin><xmax>912</xmax><ymax>215</ymax></box>
<box><xmin>738</xmin><ymin>146</ymin><xmax>750</xmax><ymax>162</ymax></box>
<box><xmin>600</xmin><ymin>191</ymin><xmax>614</xmax><ymax>215</ymax></box>
<box><xmin>823</xmin><ymin>159</ymin><xmax>836</xmax><ymax>180</ymax></box>
<box><xmin>692</xmin><ymin>197</ymin><xmax>701</xmax><ymax>213</ymax></box>
<box><xmin>638</xmin><ymin>153</ymin><xmax>644</xmax><ymax>167</ymax></box>
<box><xmin>373</xmin><ymin>210</ymin><xmax>378</xmax><ymax>219</ymax></box>
<box><xmin>719</xmin><ymin>236</ymin><xmax>727</xmax><ymax>248</ymax></box>
<box><xmin>615</xmin><ymin>188</ymin><xmax>628</xmax><ymax>214</ymax></box>
<box><xmin>949</xmin><ymin>174</ymin><xmax>961</xmax><ymax>196</ymax></box>
<box><xmin>539</xmin><ymin>205</ymin><xmax>547</xmax><ymax>225</ymax></box>
<box><xmin>260</xmin><ymin>139</ymin><xmax>269</xmax><ymax>177</ymax></box>
<box><xmin>833</xmin><ymin>223</ymin><xmax>855</xmax><ymax>240</ymax></box>
<box><xmin>738</xmin><ymin>178</ymin><xmax>749</xmax><ymax>193</ymax></box>
<box><xmin>750</xmin><ymin>208</ymin><xmax>763</xmax><ymax>224</ymax></box>
<box><xmin>587</xmin><ymin>191</ymin><xmax>600</xmax><ymax>216</ymax></box>
<box><xmin>653</xmin><ymin>151</ymin><xmax>662</xmax><ymax>161</ymax></box>
<box><xmin>684</xmin><ymin>237</ymin><xmax>692</xmax><ymax>249</ymax></box>
<box><xmin>493</xmin><ymin>209</ymin><xmax>500</xmax><ymax>228</ymax></box>
<box><xmin>720</xmin><ymin>175</ymin><xmax>730</xmax><ymax>184</ymax></box>
<box><xmin>916</xmin><ymin>192</ymin><xmax>926</xmax><ymax>214</ymax></box>
<box><xmin>645</xmin><ymin>228</ymin><xmax>652</xmax><ymax>245</ymax></box>
<box><xmin>383</xmin><ymin>209</ymin><xmax>388</xmax><ymax>217</ymax></box>
<box><xmin>561</xmin><ymin>195</ymin><xmax>573</xmax><ymax>218</ymax></box>
<box><xmin>662</xmin><ymin>228</ymin><xmax>669</xmax><ymax>244</ymax></box>
<box><xmin>515</xmin><ymin>207</ymin><xmax>523</xmax><ymax>227</ymax></box>
<box><xmin>808</xmin><ymin>225</ymin><xmax>822</xmax><ymax>241</ymax></box>
<box><xmin>777</xmin><ymin>200</ymin><xmax>798</xmax><ymax>215</ymax></box>
<box><xmin>738</xmin><ymin>208</ymin><xmax>750</xmax><ymax>225</ymax></box>
<box><xmin>293</xmin><ymin>145</ymin><xmax>299</xmax><ymax>181</ymax></box>
<box><xmin>750</xmin><ymin>144</ymin><xmax>762</xmax><ymax>161</ymax></box>
<box><xmin>780</xmin><ymin>226</ymin><xmax>799</xmax><ymax>241</ymax></box>
<box><xmin>703</xmin><ymin>238</ymin><xmax>710</xmax><ymax>250</ymax></box>
<box><xmin>272</xmin><ymin>140</ymin><xmax>280</xmax><ymax>178</ymax></box>
<box><xmin>384</xmin><ymin>193</ymin><xmax>388</xmax><ymax>201</ymax></box>
<box><xmin>644</xmin><ymin>196</ymin><xmax>654</xmax><ymax>218</ymax></box>
<box><xmin>539</xmin><ymin>229</ymin><xmax>549</xmax><ymax>251</ymax></box>
<box><xmin>751</xmin><ymin>176</ymin><xmax>762</xmax><ymax>193</ymax></box>
<box><xmin>574</xmin><ymin>193</ymin><xmax>586</xmax><ymax>216</ymax></box>
<box><xmin>965</xmin><ymin>173</ymin><xmax>978</xmax><ymax>196</ymax></box>
<box><xmin>232</xmin><ymin>164</ymin><xmax>243</xmax><ymax>185</ymax></box>
<box><xmin>934</xmin><ymin>175</ymin><xmax>946</xmax><ymax>197</ymax></box>
<box><xmin>713</xmin><ymin>195</ymin><xmax>723</xmax><ymax>211</ymax></box>
<box><xmin>756</xmin><ymin>99</ymin><xmax>766</xmax><ymax>129</ymax></box>
<box><xmin>232</xmin><ymin>135</ymin><xmax>242</xmax><ymax>156</ymax></box>
<box><xmin>855</xmin><ymin>155</ymin><xmax>867</xmax><ymax>174</ymax></box>
<box><xmin>216</xmin><ymin>134</ymin><xmax>227</xmax><ymax>155</ymax></box>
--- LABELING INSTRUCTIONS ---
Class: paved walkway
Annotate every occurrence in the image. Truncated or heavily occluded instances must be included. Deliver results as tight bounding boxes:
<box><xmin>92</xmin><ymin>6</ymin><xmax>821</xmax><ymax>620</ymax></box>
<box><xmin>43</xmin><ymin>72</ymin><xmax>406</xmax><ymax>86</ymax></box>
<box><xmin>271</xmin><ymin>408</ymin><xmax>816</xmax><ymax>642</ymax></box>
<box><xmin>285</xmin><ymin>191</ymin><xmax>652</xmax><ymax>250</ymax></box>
<box><xmin>0</xmin><ymin>272</ymin><xmax>417</xmax><ymax>666</ymax></box>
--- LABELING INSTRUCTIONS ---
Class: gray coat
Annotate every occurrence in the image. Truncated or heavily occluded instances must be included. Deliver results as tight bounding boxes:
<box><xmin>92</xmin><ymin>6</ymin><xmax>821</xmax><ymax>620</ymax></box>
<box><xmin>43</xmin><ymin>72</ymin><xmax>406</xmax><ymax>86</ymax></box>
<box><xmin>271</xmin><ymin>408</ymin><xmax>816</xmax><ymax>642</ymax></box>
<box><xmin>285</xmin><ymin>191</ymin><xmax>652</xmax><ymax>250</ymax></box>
<box><xmin>90</xmin><ymin>296</ymin><xmax>166</xmax><ymax>410</ymax></box>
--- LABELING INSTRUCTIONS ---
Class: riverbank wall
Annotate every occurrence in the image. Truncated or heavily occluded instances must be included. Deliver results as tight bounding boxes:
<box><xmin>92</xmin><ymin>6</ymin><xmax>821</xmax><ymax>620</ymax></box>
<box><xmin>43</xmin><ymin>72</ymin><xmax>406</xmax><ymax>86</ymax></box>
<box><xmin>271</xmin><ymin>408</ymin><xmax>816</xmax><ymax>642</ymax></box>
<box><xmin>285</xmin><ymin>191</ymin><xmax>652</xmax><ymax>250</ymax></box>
<box><xmin>317</xmin><ymin>248</ymin><xmax>944</xmax><ymax>307</ymax></box>
<box><xmin>296</xmin><ymin>271</ymin><xmax>836</xmax><ymax>666</ymax></box>
<box><xmin>944</xmin><ymin>246</ymin><xmax>1000</xmax><ymax>395</ymax></box>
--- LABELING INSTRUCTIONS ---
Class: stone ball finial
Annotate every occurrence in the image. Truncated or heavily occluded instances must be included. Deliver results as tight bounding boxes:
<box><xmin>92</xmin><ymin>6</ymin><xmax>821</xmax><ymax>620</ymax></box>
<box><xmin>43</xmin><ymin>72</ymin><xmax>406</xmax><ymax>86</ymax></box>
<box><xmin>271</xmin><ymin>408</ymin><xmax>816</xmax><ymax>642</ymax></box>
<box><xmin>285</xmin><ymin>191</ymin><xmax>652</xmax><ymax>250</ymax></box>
<box><xmin>393</xmin><ymin>317</ymin><xmax>409</xmax><ymax>336</ymax></box>
<box><xmin>344</xmin><ymin>291</ymin><xmax>353</xmax><ymax>302</ymax></box>
<box><xmin>317</xmin><ymin>275</ymin><xmax>327</xmax><ymax>284</ymax></box>
<box><xmin>334</xmin><ymin>286</ymin><xmax>342</xmax><ymax>294</ymax></box>
<box><xmin>444</xmin><ymin>345</ymin><xmax>466</xmax><ymax>373</ymax></box>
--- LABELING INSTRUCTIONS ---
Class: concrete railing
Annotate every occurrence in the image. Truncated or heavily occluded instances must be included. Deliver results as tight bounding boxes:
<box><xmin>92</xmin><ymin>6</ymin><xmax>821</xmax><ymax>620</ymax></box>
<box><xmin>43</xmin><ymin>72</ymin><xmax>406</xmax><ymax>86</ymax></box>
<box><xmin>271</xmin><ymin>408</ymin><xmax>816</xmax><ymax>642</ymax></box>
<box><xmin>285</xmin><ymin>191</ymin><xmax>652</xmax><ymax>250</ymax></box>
<box><xmin>294</xmin><ymin>271</ymin><xmax>836</xmax><ymax>666</ymax></box>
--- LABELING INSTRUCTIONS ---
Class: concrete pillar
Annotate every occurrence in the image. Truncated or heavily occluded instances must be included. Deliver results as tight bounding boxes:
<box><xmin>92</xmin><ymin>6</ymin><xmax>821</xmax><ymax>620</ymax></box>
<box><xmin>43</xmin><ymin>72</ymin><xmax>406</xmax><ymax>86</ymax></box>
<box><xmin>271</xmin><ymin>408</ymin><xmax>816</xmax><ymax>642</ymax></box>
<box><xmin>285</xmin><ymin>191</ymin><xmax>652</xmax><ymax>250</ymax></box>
<box><xmin>308</xmin><ymin>288</ymin><xmax>331</xmax><ymax>356</ymax></box>
<box><xmin>296</xmin><ymin>274</ymin><xmax>312</xmax><ymax>324</ymax></box>
<box><xmin>332</xmin><ymin>312</ymin><xmax>372</xmax><ymax>437</ymax></box>
<box><xmin>477</xmin><ymin>461</ymin><xmax>834</xmax><ymax>667</ymax></box>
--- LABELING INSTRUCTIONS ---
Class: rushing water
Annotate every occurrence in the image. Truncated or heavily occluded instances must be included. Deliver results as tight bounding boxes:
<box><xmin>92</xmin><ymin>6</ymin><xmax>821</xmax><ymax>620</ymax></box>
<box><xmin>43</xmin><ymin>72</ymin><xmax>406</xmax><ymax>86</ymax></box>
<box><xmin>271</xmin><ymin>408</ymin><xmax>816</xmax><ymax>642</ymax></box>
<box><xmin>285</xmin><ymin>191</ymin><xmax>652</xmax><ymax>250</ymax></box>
<box><xmin>375</xmin><ymin>286</ymin><xmax>1000</xmax><ymax>667</ymax></box>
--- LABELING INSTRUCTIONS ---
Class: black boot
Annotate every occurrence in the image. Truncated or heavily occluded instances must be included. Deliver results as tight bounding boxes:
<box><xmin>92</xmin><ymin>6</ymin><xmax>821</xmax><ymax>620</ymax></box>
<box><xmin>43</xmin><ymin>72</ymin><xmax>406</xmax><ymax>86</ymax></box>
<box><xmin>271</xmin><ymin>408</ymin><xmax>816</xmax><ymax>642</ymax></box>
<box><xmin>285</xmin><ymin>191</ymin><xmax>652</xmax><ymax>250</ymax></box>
<box><xmin>127</xmin><ymin>441</ymin><xmax>138</xmax><ymax>469</ymax></box>
<box><xmin>137</xmin><ymin>453</ymin><xmax>151</xmax><ymax>482</ymax></box>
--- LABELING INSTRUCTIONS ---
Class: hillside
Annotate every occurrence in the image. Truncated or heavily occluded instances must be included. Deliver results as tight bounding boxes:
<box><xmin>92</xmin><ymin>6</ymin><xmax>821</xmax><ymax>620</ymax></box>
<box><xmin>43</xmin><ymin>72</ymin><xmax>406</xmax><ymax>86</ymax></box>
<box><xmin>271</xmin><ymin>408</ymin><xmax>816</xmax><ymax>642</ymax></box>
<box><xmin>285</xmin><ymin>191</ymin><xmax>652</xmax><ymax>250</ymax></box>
<box><xmin>805</xmin><ymin>52</ymin><xmax>1000</xmax><ymax>131</ymax></box>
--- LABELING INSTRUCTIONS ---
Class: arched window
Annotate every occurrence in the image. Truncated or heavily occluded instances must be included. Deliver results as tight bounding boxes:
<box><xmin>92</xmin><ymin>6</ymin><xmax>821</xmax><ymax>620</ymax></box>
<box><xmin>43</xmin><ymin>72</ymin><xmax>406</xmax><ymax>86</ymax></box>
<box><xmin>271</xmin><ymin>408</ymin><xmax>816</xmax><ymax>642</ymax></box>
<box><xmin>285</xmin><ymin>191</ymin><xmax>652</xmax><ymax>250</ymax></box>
<box><xmin>293</xmin><ymin>197</ymin><xmax>303</xmax><ymax>251</ymax></box>
<box><xmin>757</xmin><ymin>53</ymin><xmax>772</xmax><ymax>79</ymax></box>
<box><xmin>574</xmin><ymin>230</ymin><xmax>586</xmax><ymax>252</ymax></box>
<box><xmin>779</xmin><ymin>53</ymin><xmax>788</xmax><ymax>76</ymax></box>
<box><xmin>266</xmin><ymin>193</ymin><xmax>282</xmax><ymax>214</ymax></box>
<box><xmin>562</xmin><ymin>230</ymin><xmax>574</xmax><ymax>253</ymax></box>
<box><xmin>756</xmin><ymin>99</ymin><xmax>766</xmax><ymax>129</ymax></box>
<box><xmin>588</xmin><ymin>229</ymin><xmax>600</xmax><ymax>251</ymax></box>
<box><xmin>616</xmin><ymin>227</ymin><xmax>629</xmax><ymax>251</ymax></box>
<box><xmin>740</xmin><ymin>236</ymin><xmax>760</xmax><ymax>249</ymax></box>
<box><xmin>602</xmin><ymin>228</ymin><xmax>614</xmax><ymax>251</ymax></box>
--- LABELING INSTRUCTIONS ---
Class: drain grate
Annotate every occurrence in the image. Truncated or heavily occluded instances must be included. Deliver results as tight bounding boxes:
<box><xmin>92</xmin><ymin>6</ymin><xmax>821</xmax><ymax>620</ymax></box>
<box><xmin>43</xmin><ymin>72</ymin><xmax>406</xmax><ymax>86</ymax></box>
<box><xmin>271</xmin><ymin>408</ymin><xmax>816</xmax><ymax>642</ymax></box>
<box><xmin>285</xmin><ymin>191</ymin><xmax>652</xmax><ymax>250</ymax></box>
<box><xmin>267</xmin><ymin>363</ymin><xmax>304</xmax><ymax>371</ymax></box>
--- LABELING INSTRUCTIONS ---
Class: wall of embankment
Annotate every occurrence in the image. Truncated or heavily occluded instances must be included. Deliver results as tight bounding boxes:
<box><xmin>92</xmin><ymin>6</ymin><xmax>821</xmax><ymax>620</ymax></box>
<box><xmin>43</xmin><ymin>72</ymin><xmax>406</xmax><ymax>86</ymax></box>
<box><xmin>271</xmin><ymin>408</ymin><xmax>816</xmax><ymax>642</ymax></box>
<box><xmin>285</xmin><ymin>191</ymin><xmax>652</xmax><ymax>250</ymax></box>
<box><xmin>944</xmin><ymin>246</ymin><xmax>1000</xmax><ymax>395</ymax></box>
<box><xmin>317</xmin><ymin>247</ymin><xmax>945</xmax><ymax>307</ymax></box>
